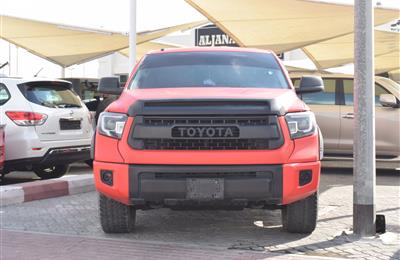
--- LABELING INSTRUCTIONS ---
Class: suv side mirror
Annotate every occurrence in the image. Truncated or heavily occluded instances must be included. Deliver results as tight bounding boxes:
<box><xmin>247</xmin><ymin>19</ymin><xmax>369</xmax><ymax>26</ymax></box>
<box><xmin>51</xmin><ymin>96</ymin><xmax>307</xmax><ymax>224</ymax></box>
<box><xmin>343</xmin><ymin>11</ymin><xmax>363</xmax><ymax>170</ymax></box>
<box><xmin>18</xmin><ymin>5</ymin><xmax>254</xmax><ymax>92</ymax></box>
<box><xmin>98</xmin><ymin>77</ymin><xmax>123</xmax><ymax>95</ymax></box>
<box><xmin>296</xmin><ymin>76</ymin><xmax>324</xmax><ymax>94</ymax></box>
<box><xmin>380</xmin><ymin>94</ymin><xmax>398</xmax><ymax>108</ymax></box>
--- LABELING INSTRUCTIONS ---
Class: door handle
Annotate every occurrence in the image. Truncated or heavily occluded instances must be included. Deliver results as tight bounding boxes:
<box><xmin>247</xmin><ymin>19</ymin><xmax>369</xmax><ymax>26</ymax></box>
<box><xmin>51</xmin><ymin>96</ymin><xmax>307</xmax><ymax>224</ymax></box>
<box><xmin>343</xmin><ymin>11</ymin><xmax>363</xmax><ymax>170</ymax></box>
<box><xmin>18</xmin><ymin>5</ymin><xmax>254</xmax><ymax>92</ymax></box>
<box><xmin>342</xmin><ymin>113</ymin><xmax>354</xmax><ymax>119</ymax></box>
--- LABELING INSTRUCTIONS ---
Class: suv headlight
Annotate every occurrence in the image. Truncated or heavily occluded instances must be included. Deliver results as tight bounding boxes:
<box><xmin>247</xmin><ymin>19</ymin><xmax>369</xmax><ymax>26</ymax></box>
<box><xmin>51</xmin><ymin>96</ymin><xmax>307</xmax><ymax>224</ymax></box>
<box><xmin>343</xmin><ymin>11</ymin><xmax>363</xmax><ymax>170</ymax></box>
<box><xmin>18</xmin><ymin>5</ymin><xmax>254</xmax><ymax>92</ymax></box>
<box><xmin>285</xmin><ymin>111</ymin><xmax>316</xmax><ymax>139</ymax></box>
<box><xmin>98</xmin><ymin>112</ymin><xmax>127</xmax><ymax>139</ymax></box>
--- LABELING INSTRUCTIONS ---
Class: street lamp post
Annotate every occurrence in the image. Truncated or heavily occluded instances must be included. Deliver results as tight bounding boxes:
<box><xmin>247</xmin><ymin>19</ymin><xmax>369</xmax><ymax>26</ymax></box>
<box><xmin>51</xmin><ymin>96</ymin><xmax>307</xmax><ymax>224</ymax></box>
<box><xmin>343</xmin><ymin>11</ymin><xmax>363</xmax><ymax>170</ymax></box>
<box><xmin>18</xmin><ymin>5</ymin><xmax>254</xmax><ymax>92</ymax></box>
<box><xmin>129</xmin><ymin>0</ymin><xmax>137</xmax><ymax>72</ymax></box>
<box><xmin>353</xmin><ymin>0</ymin><xmax>376</xmax><ymax>236</ymax></box>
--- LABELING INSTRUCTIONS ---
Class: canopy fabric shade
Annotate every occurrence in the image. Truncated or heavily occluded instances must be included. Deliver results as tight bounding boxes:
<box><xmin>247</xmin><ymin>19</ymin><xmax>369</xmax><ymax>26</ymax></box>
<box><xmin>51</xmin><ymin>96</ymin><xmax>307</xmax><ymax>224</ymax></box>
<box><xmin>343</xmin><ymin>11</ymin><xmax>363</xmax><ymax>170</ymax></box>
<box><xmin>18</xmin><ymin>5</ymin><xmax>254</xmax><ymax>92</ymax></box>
<box><xmin>374</xmin><ymin>50</ymin><xmax>400</xmax><ymax>74</ymax></box>
<box><xmin>0</xmin><ymin>15</ymin><xmax>207</xmax><ymax>67</ymax></box>
<box><xmin>388</xmin><ymin>69</ymin><xmax>400</xmax><ymax>83</ymax></box>
<box><xmin>284</xmin><ymin>65</ymin><xmax>318</xmax><ymax>73</ymax></box>
<box><xmin>303</xmin><ymin>30</ymin><xmax>400</xmax><ymax>73</ymax></box>
<box><xmin>186</xmin><ymin>0</ymin><xmax>399</xmax><ymax>53</ymax></box>
<box><xmin>119</xmin><ymin>42</ymin><xmax>179</xmax><ymax>60</ymax></box>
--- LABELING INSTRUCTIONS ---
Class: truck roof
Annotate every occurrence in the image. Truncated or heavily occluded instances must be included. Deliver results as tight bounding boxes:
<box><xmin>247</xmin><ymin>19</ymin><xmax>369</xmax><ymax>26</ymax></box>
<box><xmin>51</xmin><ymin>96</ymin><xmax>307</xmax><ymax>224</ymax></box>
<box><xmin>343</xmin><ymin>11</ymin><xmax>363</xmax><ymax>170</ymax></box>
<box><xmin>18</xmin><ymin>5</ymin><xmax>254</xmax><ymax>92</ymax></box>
<box><xmin>147</xmin><ymin>47</ymin><xmax>273</xmax><ymax>55</ymax></box>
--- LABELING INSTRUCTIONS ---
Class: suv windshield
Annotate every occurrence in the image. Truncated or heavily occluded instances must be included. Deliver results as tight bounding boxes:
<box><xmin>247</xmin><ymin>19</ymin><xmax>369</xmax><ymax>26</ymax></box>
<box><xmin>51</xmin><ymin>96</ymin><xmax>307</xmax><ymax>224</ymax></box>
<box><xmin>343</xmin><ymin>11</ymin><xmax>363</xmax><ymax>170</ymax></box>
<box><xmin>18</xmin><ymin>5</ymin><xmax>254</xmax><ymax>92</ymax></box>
<box><xmin>18</xmin><ymin>81</ymin><xmax>82</xmax><ymax>108</ymax></box>
<box><xmin>129</xmin><ymin>51</ymin><xmax>289</xmax><ymax>89</ymax></box>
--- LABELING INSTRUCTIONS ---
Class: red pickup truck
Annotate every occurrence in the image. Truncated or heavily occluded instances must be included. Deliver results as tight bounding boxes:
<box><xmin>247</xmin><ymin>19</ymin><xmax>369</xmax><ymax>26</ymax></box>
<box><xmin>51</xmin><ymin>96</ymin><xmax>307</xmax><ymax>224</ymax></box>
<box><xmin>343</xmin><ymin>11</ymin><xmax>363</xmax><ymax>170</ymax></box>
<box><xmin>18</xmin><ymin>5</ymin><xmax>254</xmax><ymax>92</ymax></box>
<box><xmin>93</xmin><ymin>47</ymin><xmax>324</xmax><ymax>234</ymax></box>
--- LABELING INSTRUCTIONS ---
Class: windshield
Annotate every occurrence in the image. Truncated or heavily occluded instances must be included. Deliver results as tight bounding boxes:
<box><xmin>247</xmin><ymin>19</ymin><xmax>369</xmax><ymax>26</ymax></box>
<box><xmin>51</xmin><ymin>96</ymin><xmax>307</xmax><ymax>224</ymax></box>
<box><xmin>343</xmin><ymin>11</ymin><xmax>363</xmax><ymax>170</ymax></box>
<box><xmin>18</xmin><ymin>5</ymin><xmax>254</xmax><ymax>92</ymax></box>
<box><xmin>129</xmin><ymin>51</ymin><xmax>289</xmax><ymax>89</ymax></box>
<box><xmin>18</xmin><ymin>81</ymin><xmax>82</xmax><ymax>108</ymax></box>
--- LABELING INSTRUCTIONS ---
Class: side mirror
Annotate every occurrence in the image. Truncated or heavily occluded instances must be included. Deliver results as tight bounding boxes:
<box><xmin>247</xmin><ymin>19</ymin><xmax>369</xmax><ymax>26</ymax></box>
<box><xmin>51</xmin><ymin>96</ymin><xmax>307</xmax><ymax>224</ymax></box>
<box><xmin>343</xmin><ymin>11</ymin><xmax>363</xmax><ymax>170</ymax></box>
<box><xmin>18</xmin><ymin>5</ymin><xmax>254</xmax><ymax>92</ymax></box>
<box><xmin>98</xmin><ymin>77</ymin><xmax>123</xmax><ymax>95</ymax></box>
<box><xmin>380</xmin><ymin>94</ymin><xmax>398</xmax><ymax>108</ymax></box>
<box><xmin>296</xmin><ymin>76</ymin><xmax>324</xmax><ymax>94</ymax></box>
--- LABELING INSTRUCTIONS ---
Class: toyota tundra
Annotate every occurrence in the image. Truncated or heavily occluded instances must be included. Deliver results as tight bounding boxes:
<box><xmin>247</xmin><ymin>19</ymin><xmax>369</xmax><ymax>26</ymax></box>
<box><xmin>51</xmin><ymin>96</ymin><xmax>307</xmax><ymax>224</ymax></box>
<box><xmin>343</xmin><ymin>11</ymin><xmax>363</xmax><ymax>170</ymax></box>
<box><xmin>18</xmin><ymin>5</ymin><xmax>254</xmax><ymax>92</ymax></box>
<box><xmin>93</xmin><ymin>47</ymin><xmax>324</xmax><ymax>234</ymax></box>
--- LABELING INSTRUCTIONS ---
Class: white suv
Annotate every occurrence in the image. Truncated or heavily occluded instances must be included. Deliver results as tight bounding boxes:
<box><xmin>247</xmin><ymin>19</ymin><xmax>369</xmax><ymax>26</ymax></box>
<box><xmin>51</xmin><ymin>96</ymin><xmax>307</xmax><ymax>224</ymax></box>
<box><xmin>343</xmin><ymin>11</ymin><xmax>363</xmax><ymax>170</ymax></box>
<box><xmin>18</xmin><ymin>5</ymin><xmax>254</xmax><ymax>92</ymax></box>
<box><xmin>0</xmin><ymin>77</ymin><xmax>93</xmax><ymax>179</ymax></box>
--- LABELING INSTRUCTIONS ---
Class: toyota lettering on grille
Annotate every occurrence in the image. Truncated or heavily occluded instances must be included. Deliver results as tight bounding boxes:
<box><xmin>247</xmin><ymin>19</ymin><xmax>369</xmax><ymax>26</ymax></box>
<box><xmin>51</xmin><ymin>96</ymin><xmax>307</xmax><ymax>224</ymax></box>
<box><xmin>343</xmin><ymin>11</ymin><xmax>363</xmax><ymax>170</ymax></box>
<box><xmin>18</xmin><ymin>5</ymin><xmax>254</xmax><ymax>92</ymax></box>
<box><xmin>172</xmin><ymin>126</ymin><xmax>239</xmax><ymax>138</ymax></box>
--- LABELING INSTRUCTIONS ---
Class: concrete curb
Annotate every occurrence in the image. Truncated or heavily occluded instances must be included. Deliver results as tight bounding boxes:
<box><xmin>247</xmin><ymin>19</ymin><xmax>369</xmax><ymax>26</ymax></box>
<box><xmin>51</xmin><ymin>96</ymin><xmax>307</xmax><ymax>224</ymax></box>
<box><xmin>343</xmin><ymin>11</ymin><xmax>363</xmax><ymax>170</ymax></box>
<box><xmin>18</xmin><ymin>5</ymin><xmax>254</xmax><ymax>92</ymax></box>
<box><xmin>0</xmin><ymin>174</ymin><xmax>94</xmax><ymax>207</ymax></box>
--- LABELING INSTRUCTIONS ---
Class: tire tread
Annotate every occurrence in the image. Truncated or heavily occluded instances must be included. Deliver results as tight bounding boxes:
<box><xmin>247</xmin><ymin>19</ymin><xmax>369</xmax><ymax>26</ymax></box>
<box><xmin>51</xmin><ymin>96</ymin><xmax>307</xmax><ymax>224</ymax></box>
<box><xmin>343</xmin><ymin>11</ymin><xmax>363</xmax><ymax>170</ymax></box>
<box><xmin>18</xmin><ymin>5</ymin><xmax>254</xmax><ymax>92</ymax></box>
<box><xmin>99</xmin><ymin>194</ymin><xmax>136</xmax><ymax>233</ymax></box>
<box><xmin>282</xmin><ymin>193</ymin><xmax>318</xmax><ymax>233</ymax></box>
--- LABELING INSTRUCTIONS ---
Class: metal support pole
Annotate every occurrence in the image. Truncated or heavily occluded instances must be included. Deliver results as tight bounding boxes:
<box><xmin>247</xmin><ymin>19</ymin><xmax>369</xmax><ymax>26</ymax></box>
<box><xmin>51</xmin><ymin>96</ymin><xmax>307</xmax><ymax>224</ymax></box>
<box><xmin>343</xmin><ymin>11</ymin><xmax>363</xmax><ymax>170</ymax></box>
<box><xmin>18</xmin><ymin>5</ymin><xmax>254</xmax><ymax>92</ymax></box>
<box><xmin>129</xmin><ymin>0</ymin><xmax>137</xmax><ymax>72</ymax></box>
<box><xmin>8</xmin><ymin>43</ymin><xmax>12</xmax><ymax>76</ymax></box>
<box><xmin>353</xmin><ymin>0</ymin><xmax>376</xmax><ymax>237</ymax></box>
<box><xmin>16</xmin><ymin>47</ymin><xmax>19</xmax><ymax>76</ymax></box>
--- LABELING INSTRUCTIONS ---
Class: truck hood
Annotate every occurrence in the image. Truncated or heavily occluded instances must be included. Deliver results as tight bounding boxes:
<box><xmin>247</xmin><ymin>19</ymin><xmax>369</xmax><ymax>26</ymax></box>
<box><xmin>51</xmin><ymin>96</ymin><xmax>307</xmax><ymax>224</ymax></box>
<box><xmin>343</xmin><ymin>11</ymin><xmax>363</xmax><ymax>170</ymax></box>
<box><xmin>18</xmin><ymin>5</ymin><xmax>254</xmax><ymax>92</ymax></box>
<box><xmin>107</xmin><ymin>87</ymin><xmax>308</xmax><ymax>116</ymax></box>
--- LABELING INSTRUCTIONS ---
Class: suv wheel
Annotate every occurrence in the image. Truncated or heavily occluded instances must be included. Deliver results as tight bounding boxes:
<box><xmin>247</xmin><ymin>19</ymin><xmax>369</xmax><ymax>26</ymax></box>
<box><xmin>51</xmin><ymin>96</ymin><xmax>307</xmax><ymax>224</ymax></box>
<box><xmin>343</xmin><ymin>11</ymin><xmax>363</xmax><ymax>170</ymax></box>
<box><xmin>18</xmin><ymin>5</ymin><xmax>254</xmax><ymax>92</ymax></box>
<box><xmin>99</xmin><ymin>194</ymin><xmax>136</xmax><ymax>233</ymax></box>
<box><xmin>281</xmin><ymin>193</ymin><xmax>318</xmax><ymax>234</ymax></box>
<box><xmin>33</xmin><ymin>164</ymin><xmax>69</xmax><ymax>179</ymax></box>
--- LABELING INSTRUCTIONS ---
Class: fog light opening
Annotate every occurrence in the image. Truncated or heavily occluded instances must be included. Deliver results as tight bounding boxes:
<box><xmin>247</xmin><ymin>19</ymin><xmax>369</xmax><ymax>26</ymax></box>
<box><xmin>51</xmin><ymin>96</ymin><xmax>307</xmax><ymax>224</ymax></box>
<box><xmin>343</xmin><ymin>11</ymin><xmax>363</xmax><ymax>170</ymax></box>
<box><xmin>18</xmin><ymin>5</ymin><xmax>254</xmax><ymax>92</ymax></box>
<box><xmin>100</xmin><ymin>170</ymin><xmax>113</xmax><ymax>186</ymax></box>
<box><xmin>299</xmin><ymin>170</ymin><xmax>312</xmax><ymax>186</ymax></box>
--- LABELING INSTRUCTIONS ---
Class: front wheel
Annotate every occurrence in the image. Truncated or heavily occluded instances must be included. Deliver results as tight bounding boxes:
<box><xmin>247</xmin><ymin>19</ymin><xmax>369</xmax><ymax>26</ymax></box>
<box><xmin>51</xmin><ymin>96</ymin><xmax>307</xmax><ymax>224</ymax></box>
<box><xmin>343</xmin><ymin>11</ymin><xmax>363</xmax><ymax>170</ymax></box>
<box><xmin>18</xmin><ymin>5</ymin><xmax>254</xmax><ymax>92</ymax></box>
<box><xmin>99</xmin><ymin>194</ymin><xmax>136</xmax><ymax>233</ymax></box>
<box><xmin>281</xmin><ymin>193</ymin><xmax>318</xmax><ymax>234</ymax></box>
<box><xmin>33</xmin><ymin>164</ymin><xmax>69</xmax><ymax>179</ymax></box>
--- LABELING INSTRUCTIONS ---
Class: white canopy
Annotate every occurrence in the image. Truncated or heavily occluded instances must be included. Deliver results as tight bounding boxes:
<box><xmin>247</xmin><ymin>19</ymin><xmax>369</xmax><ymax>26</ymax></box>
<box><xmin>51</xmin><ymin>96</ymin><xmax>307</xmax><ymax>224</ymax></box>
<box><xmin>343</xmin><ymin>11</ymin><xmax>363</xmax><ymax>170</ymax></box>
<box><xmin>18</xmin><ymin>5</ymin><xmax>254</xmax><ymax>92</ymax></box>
<box><xmin>186</xmin><ymin>0</ymin><xmax>399</xmax><ymax>73</ymax></box>
<box><xmin>303</xmin><ymin>30</ymin><xmax>400</xmax><ymax>73</ymax></box>
<box><xmin>0</xmin><ymin>15</ymin><xmax>207</xmax><ymax>67</ymax></box>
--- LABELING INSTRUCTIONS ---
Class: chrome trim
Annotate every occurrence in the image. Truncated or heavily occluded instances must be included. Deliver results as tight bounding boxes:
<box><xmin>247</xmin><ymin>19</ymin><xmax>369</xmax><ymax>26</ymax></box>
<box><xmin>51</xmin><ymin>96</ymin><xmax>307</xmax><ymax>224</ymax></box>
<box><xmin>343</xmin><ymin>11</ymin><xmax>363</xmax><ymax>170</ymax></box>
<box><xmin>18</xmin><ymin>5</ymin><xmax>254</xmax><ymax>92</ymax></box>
<box><xmin>48</xmin><ymin>146</ymin><xmax>91</xmax><ymax>155</ymax></box>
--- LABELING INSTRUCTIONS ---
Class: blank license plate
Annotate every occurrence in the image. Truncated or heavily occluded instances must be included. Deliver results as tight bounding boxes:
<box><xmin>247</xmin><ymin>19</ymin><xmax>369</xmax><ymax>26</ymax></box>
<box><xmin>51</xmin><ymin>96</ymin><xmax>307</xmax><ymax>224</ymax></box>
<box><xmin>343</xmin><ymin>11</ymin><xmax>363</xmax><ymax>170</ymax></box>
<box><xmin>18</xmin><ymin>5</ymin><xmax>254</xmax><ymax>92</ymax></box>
<box><xmin>59</xmin><ymin>119</ymin><xmax>81</xmax><ymax>130</ymax></box>
<box><xmin>186</xmin><ymin>178</ymin><xmax>224</xmax><ymax>199</ymax></box>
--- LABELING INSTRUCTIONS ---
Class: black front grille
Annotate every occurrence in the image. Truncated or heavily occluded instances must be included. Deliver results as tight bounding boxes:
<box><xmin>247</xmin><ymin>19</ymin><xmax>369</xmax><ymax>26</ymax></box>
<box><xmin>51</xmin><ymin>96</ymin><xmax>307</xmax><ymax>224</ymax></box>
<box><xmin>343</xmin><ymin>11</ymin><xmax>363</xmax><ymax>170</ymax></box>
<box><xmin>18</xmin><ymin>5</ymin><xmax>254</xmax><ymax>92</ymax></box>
<box><xmin>143</xmin><ymin>138</ymin><xmax>270</xmax><ymax>150</ymax></box>
<box><xmin>130</xmin><ymin>116</ymin><xmax>283</xmax><ymax>150</ymax></box>
<box><xmin>59</xmin><ymin>119</ymin><xmax>81</xmax><ymax>130</ymax></box>
<box><xmin>144</xmin><ymin>118</ymin><xmax>269</xmax><ymax>126</ymax></box>
<box><xmin>154</xmin><ymin>172</ymin><xmax>260</xmax><ymax>179</ymax></box>
<box><xmin>171</xmin><ymin>126</ymin><xmax>240</xmax><ymax>138</ymax></box>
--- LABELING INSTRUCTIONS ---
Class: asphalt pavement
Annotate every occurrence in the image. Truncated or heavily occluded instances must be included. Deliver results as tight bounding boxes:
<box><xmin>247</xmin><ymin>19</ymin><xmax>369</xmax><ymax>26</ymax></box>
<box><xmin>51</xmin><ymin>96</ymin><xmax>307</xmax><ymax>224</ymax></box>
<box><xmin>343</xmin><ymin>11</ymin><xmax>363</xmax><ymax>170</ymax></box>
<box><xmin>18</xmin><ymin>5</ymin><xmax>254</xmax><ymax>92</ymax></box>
<box><xmin>1</xmin><ymin>167</ymin><xmax>399</xmax><ymax>259</ymax></box>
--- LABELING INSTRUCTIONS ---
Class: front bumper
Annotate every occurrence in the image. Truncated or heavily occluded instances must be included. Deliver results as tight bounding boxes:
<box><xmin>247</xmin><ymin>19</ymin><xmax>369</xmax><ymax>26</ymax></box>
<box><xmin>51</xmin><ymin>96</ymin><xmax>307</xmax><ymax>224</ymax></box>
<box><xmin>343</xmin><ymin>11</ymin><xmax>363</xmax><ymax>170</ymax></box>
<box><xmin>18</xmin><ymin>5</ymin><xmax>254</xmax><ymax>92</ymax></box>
<box><xmin>5</xmin><ymin>145</ymin><xmax>91</xmax><ymax>172</ymax></box>
<box><xmin>94</xmin><ymin>161</ymin><xmax>320</xmax><ymax>207</ymax></box>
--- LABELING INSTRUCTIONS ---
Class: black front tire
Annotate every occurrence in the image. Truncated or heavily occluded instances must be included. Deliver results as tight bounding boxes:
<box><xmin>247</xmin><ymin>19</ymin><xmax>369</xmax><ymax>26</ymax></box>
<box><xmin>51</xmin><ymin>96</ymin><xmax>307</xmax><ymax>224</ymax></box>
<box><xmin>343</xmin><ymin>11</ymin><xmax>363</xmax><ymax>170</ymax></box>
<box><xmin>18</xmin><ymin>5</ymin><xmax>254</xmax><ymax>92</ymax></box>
<box><xmin>99</xmin><ymin>194</ymin><xmax>136</xmax><ymax>233</ymax></box>
<box><xmin>281</xmin><ymin>193</ymin><xmax>318</xmax><ymax>234</ymax></box>
<box><xmin>33</xmin><ymin>164</ymin><xmax>69</xmax><ymax>179</ymax></box>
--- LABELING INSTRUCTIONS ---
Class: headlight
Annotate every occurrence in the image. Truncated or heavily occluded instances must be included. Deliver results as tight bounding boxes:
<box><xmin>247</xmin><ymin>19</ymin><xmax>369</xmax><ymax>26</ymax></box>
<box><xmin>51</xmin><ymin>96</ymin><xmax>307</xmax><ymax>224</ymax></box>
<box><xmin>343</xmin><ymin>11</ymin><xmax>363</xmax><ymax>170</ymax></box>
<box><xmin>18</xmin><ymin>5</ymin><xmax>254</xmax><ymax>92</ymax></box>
<box><xmin>319</xmin><ymin>128</ymin><xmax>324</xmax><ymax>160</ymax></box>
<box><xmin>98</xmin><ymin>112</ymin><xmax>127</xmax><ymax>139</ymax></box>
<box><xmin>285</xmin><ymin>111</ymin><xmax>316</xmax><ymax>139</ymax></box>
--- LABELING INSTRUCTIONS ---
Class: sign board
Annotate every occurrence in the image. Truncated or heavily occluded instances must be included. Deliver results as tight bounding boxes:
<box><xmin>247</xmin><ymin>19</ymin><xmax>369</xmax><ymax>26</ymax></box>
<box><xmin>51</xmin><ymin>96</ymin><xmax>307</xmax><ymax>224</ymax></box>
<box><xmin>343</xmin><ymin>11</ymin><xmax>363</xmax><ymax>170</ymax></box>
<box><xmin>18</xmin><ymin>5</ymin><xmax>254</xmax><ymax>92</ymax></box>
<box><xmin>195</xmin><ymin>24</ymin><xmax>284</xmax><ymax>60</ymax></box>
<box><xmin>195</xmin><ymin>25</ymin><xmax>238</xmax><ymax>47</ymax></box>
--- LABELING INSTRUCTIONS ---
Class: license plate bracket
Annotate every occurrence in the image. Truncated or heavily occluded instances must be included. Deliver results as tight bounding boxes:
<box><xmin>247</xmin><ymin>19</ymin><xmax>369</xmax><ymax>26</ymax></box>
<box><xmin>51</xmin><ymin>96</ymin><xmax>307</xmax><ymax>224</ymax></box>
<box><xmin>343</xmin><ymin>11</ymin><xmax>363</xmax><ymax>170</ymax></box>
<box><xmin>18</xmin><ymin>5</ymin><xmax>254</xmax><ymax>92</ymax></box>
<box><xmin>186</xmin><ymin>178</ymin><xmax>224</xmax><ymax>200</ymax></box>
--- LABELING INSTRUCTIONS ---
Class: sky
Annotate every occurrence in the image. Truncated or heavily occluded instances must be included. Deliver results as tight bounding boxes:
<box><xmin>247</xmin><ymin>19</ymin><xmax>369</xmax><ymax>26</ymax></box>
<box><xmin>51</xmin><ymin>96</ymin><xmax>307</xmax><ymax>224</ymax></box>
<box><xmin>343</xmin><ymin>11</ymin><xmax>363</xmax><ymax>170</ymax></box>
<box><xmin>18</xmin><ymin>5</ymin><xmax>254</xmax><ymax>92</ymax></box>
<box><xmin>0</xmin><ymin>0</ymin><xmax>205</xmax><ymax>32</ymax></box>
<box><xmin>0</xmin><ymin>0</ymin><xmax>399</xmax><ymax>78</ymax></box>
<box><xmin>0</xmin><ymin>0</ymin><xmax>206</xmax><ymax>77</ymax></box>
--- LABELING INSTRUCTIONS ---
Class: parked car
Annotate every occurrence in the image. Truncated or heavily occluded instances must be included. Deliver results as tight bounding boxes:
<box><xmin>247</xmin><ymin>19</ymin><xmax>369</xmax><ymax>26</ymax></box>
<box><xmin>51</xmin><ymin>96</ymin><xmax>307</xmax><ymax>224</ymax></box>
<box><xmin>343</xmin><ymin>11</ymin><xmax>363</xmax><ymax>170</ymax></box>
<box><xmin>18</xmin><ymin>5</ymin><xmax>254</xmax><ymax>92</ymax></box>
<box><xmin>93</xmin><ymin>47</ymin><xmax>324</xmax><ymax>234</ymax></box>
<box><xmin>63</xmin><ymin>77</ymin><xmax>122</xmax><ymax>125</ymax></box>
<box><xmin>291</xmin><ymin>73</ymin><xmax>400</xmax><ymax>169</ymax></box>
<box><xmin>0</xmin><ymin>77</ymin><xmax>93</xmax><ymax>179</ymax></box>
<box><xmin>62</xmin><ymin>78</ymin><xmax>99</xmax><ymax>120</ymax></box>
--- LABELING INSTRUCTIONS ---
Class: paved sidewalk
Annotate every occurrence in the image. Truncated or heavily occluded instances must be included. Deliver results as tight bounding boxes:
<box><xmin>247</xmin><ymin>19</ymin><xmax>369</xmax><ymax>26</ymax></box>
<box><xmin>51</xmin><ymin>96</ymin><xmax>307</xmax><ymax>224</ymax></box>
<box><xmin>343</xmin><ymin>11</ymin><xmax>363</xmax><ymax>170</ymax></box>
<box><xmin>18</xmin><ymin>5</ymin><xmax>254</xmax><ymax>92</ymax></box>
<box><xmin>1</xmin><ymin>170</ymin><xmax>399</xmax><ymax>259</ymax></box>
<box><xmin>0</xmin><ymin>174</ymin><xmax>94</xmax><ymax>206</ymax></box>
<box><xmin>0</xmin><ymin>229</ymin><xmax>347</xmax><ymax>260</ymax></box>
